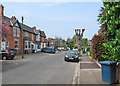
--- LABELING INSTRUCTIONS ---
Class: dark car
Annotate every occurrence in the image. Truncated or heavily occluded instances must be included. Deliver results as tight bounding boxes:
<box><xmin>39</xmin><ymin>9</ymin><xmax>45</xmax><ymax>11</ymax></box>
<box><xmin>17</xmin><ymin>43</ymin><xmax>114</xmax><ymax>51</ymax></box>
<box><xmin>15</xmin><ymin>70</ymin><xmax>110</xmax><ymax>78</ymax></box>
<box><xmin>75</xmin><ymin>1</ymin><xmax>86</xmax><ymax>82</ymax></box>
<box><xmin>64</xmin><ymin>50</ymin><xmax>79</xmax><ymax>62</ymax></box>
<box><xmin>0</xmin><ymin>49</ymin><xmax>16</xmax><ymax>60</ymax></box>
<box><xmin>41</xmin><ymin>47</ymin><xmax>56</xmax><ymax>54</ymax></box>
<box><xmin>8</xmin><ymin>49</ymin><xmax>17</xmax><ymax>55</ymax></box>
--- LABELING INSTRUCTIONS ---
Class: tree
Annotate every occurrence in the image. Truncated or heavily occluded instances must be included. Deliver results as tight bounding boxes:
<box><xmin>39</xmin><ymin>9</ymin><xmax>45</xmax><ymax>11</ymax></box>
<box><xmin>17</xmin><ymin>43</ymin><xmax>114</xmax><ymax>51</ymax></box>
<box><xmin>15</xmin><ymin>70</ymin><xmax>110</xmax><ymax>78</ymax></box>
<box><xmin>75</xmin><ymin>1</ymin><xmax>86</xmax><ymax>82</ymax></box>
<box><xmin>98</xmin><ymin>2</ymin><xmax>120</xmax><ymax>61</ymax></box>
<box><xmin>81</xmin><ymin>38</ymin><xmax>88</xmax><ymax>48</ymax></box>
<box><xmin>92</xmin><ymin>33</ymin><xmax>105</xmax><ymax>61</ymax></box>
<box><xmin>1</xmin><ymin>20</ymin><xmax>10</xmax><ymax>41</ymax></box>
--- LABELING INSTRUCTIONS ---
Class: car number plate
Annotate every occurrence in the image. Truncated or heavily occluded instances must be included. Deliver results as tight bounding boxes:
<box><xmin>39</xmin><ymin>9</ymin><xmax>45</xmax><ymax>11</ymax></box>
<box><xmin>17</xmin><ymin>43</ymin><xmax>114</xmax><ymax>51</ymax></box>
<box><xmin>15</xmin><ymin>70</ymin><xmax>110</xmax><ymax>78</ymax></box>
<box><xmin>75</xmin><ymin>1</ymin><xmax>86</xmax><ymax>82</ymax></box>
<box><xmin>11</xmin><ymin>53</ymin><xmax>14</xmax><ymax>55</ymax></box>
<box><xmin>69</xmin><ymin>58</ymin><xmax>73</xmax><ymax>60</ymax></box>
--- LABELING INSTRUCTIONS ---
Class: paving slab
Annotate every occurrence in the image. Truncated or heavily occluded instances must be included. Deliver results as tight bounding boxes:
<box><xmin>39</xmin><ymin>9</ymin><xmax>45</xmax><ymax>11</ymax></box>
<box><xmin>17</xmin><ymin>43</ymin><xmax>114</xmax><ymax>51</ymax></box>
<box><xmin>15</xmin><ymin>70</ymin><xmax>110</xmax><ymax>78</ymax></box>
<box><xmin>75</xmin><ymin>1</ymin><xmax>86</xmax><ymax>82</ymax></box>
<box><xmin>79</xmin><ymin>55</ymin><xmax>111</xmax><ymax>85</ymax></box>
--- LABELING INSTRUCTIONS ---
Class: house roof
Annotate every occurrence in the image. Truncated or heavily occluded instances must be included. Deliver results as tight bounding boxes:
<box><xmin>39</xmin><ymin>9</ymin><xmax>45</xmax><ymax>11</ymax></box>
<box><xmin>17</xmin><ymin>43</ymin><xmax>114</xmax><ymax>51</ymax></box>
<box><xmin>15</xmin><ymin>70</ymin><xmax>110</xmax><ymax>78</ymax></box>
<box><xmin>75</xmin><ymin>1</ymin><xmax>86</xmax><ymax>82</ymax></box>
<box><xmin>2</xmin><ymin>16</ymin><xmax>14</xmax><ymax>25</ymax></box>
<box><xmin>20</xmin><ymin>23</ymin><xmax>37</xmax><ymax>34</ymax></box>
<box><xmin>2</xmin><ymin>16</ymin><xmax>37</xmax><ymax>34</ymax></box>
<box><xmin>35</xmin><ymin>30</ymin><xmax>41</xmax><ymax>34</ymax></box>
<box><xmin>40</xmin><ymin>31</ymin><xmax>46</xmax><ymax>37</ymax></box>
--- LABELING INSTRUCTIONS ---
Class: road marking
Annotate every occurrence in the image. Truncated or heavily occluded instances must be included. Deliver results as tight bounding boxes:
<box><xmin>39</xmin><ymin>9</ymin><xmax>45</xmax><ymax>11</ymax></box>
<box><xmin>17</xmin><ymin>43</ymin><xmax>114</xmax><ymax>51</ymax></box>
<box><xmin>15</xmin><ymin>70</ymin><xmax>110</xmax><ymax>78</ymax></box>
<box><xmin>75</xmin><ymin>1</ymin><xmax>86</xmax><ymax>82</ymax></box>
<box><xmin>80</xmin><ymin>62</ymin><xmax>94</xmax><ymax>63</ymax></box>
<box><xmin>72</xmin><ymin>60</ymin><xmax>80</xmax><ymax>85</ymax></box>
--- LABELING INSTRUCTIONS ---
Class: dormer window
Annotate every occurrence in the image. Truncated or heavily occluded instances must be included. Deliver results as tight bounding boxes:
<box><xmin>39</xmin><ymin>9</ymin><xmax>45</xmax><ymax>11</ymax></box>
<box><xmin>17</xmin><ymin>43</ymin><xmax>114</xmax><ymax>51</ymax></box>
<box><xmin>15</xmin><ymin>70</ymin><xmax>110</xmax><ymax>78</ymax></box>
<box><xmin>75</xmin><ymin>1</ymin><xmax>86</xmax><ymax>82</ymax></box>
<box><xmin>13</xmin><ymin>26</ymin><xmax>16</xmax><ymax>36</ymax></box>
<box><xmin>13</xmin><ymin>23</ymin><xmax>20</xmax><ymax>37</ymax></box>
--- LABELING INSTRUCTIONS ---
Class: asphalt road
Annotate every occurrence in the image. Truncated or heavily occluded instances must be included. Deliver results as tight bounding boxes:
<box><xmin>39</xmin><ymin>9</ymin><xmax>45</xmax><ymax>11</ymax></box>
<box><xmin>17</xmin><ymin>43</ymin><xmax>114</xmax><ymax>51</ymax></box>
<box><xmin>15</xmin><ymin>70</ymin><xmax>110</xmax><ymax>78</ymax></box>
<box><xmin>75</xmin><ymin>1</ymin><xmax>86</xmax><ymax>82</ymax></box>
<box><xmin>2</xmin><ymin>52</ymin><xmax>76</xmax><ymax>84</ymax></box>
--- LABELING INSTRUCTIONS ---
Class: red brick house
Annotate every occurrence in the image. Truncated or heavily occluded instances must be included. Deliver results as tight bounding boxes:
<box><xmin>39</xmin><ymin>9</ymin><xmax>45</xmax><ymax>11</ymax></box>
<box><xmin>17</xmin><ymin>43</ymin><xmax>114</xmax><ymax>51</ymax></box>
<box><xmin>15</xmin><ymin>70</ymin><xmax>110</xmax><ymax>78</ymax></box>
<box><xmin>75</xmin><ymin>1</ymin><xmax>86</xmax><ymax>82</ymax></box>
<box><xmin>40</xmin><ymin>31</ymin><xmax>46</xmax><ymax>48</ymax></box>
<box><xmin>0</xmin><ymin>4</ymin><xmax>47</xmax><ymax>54</ymax></box>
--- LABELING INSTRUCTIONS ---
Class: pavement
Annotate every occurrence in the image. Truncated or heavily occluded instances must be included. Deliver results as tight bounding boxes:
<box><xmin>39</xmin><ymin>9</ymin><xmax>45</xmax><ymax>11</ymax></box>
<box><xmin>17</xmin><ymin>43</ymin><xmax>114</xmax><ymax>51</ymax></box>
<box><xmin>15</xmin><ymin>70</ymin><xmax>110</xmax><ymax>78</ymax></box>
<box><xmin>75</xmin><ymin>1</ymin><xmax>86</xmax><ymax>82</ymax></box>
<box><xmin>79</xmin><ymin>54</ymin><xmax>115</xmax><ymax>86</ymax></box>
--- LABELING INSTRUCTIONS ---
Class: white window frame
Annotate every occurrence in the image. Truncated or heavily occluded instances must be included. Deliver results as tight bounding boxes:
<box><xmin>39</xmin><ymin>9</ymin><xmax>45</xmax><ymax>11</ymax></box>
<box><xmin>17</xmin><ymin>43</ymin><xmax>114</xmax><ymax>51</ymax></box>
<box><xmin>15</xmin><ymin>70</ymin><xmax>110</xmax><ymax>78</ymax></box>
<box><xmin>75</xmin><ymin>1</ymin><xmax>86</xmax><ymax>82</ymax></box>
<box><xmin>32</xmin><ymin>34</ymin><xmax>34</xmax><ymax>40</ymax></box>
<box><xmin>6</xmin><ymin>42</ymin><xmax>9</xmax><ymax>48</ymax></box>
<box><xmin>42</xmin><ymin>37</ymin><xmax>44</xmax><ymax>42</ymax></box>
<box><xmin>17</xmin><ymin>27</ymin><xmax>20</xmax><ymax>37</ymax></box>
<box><xmin>14</xmin><ymin>39</ymin><xmax>19</xmax><ymax>50</ymax></box>
<box><xmin>25</xmin><ymin>32</ymin><xmax>29</xmax><ymax>37</ymax></box>
<box><xmin>13</xmin><ymin>27</ymin><xmax>16</xmax><ymax>36</ymax></box>
<box><xmin>25</xmin><ymin>41</ymin><xmax>31</xmax><ymax>50</ymax></box>
<box><xmin>36</xmin><ymin>35</ymin><xmax>40</xmax><ymax>41</ymax></box>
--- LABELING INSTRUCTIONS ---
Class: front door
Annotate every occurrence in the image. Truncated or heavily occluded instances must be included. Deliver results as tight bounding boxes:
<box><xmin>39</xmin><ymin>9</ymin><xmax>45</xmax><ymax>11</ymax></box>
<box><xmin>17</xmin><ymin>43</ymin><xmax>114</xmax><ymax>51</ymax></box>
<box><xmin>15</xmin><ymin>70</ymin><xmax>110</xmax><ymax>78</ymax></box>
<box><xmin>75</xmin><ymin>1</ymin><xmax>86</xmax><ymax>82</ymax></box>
<box><xmin>1</xmin><ymin>41</ymin><xmax>6</xmax><ymax>50</ymax></box>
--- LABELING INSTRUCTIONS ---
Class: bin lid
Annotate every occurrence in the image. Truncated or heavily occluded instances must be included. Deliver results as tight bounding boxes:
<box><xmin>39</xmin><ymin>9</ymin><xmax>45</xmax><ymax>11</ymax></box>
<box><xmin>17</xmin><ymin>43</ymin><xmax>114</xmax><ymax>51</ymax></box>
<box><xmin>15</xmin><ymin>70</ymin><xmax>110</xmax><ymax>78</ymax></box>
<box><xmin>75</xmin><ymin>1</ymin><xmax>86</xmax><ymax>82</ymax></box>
<box><xmin>99</xmin><ymin>61</ymin><xmax>117</xmax><ymax>65</ymax></box>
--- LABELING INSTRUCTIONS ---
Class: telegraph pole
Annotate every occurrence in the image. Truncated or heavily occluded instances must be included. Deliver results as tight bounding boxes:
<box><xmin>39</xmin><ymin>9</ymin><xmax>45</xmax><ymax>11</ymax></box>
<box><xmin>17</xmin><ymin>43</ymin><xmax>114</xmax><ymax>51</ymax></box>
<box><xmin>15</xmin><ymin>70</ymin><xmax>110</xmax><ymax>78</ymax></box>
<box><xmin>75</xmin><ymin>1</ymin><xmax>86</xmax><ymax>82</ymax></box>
<box><xmin>21</xmin><ymin>16</ymin><xmax>24</xmax><ymax>58</ymax></box>
<box><xmin>75</xmin><ymin>29</ymin><xmax>85</xmax><ymax>54</ymax></box>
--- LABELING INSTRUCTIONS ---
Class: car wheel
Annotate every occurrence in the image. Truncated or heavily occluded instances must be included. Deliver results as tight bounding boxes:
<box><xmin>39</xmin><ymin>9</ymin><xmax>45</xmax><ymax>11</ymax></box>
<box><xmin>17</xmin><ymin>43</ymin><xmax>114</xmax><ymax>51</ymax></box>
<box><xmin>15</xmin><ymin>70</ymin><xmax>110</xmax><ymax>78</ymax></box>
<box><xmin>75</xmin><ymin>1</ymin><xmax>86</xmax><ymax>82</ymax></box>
<box><xmin>64</xmin><ymin>57</ymin><xmax>68</xmax><ymax>61</ymax></box>
<box><xmin>2</xmin><ymin>56</ymin><xmax>7</xmax><ymax>60</ymax></box>
<box><xmin>76</xmin><ymin>59</ymin><xmax>79</xmax><ymax>62</ymax></box>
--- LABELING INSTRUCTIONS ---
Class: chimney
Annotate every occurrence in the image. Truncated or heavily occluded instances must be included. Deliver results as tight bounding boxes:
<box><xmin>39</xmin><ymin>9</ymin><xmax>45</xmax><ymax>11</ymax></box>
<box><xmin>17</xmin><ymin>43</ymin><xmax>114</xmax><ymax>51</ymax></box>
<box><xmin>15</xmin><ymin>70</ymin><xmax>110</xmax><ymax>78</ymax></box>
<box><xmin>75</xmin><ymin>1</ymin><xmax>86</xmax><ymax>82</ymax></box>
<box><xmin>11</xmin><ymin>16</ymin><xmax>16</xmax><ymax>21</ymax></box>
<box><xmin>32</xmin><ymin>26</ymin><xmax>36</xmax><ymax>30</ymax></box>
<box><xmin>0</xmin><ymin>4</ymin><xmax>4</xmax><ymax>16</ymax></box>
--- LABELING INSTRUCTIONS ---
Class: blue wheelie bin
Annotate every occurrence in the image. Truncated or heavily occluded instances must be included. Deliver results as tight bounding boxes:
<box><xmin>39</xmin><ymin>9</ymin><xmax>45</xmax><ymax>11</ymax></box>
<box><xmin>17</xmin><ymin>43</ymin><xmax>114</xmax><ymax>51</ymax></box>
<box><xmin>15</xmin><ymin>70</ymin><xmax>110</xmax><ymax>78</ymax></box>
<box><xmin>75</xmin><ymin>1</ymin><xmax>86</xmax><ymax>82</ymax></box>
<box><xmin>100</xmin><ymin>61</ymin><xmax>117</xmax><ymax>84</ymax></box>
<box><xmin>82</xmin><ymin>50</ymin><xmax>85</xmax><ymax>54</ymax></box>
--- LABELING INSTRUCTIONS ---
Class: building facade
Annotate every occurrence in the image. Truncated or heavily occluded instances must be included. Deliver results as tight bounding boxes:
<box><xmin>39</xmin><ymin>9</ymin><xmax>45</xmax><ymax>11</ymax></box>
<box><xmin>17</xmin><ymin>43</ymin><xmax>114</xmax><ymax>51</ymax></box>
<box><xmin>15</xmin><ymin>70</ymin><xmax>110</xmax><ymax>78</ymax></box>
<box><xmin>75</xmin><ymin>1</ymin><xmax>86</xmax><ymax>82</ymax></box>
<box><xmin>0</xmin><ymin>4</ymin><xmax>47</xmax><ymax>54</ymax></box>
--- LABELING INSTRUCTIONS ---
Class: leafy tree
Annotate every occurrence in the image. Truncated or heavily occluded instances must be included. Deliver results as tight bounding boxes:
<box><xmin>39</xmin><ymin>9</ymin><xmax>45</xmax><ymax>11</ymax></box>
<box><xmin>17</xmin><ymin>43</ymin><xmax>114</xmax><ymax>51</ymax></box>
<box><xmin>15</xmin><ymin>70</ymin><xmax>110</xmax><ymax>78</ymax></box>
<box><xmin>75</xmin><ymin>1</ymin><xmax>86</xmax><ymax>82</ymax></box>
<box><xmin>92</xmin><ymin>33</ymin><xmax>105</xmax><ymax>61</ymax></box>
<box><xmin>0</xmin><ymin>20</ymin><xmax>10</xmax><ymax>41</ymax></box>
<box><xmin>81</xmin><ymin>38</ymin><xmax>88</xmax><ymax>48</ymax></box>
<box><xmin>98</xmin><ymin>1</ymin><xmax>120</xmax><ymax>61</ymax></box>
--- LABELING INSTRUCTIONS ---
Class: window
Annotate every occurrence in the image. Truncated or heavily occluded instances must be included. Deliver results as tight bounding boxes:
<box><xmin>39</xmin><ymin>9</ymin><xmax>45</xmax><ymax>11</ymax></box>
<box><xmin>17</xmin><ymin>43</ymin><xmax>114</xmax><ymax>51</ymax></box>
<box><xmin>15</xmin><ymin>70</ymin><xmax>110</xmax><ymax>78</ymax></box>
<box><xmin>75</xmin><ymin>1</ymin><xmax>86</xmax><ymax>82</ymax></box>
<box><xmin>17</xmin><ymin>27</ymin><xmax>20</xmax><ymax>37</ymax></box>
<box><xmin>25</xmin><ymin>32</ymin><xmax>29</xmax><ymax>37</ymax></box>
<box><xmin>28</xmin><ymin>42</ymin><xmax>31</xmax><ymax>49</ymax></box>
<box><xmin>14</xmin><ymin>39</ymin><xmax>19</xmax><ymax>49</ymax></box>
<box><xmin>6</xmin><ymin>42</ymin><xmax>9</xmax><ymax>48</ymax></box>
<box><xmin>36</xmin><ymin>35</ymin><xmax>40</xmax><ymax>41</ymax></box>
<box><xmin>13</xmin><ymin>27</ymin><xmax>16</xmax><ymax>36</ymax></box>
<box><xmin>25</xmin><ymin>42</ymin><xmax>27</xmax><ymax>49</ymax></box>
<box><xmin>32</xmin><ymin>34</ymin><xmax>34</xmax><ymax>40</ymax></box>
<box><xmin>38</xmin><ymin>45</ymin><xmax>41</xmax><ymax>49</ymax></box>
<box><xmin>42</xmin><ymin>37</ymin><xmax>44</xmax><ymax>42</ymax></box>
<box><xmin>25</xmin><ymin>41</ymin><xmax>31</xmax><ymax>50</ymax></box>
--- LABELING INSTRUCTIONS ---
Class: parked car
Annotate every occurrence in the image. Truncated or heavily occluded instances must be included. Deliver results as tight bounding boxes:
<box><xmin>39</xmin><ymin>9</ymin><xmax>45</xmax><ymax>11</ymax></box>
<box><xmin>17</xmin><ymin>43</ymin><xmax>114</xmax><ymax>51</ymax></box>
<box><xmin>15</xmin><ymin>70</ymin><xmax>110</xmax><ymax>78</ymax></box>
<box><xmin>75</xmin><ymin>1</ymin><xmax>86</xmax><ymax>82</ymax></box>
<box><xmin>8</xmin><ymin>49</ymin><xmax>17</xmax><ymax>55</ymax></box>
<box><xmin>64</xmin><ymin>50</ymin><xmax>79</xmax><ymax>62</ymax></box>
<box><xmin>41</xmin><ymin>47</ymin><xmax>56</xmax><ymax>54</ymax></box>
<box><xmin>0</xmin><ymin>49</ymin><xmax>16</xmax><ymax>60</ymax></box>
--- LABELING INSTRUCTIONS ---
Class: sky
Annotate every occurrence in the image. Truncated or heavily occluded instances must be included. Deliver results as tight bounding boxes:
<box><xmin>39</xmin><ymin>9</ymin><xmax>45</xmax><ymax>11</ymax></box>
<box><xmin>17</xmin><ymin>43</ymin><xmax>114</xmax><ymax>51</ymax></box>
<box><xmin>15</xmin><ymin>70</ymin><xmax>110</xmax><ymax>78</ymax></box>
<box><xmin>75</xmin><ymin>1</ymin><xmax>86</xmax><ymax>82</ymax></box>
<box><xmin>1</xmin><ymin>1</ymin><xmax>103</xmax><ymax>40</ymax></box>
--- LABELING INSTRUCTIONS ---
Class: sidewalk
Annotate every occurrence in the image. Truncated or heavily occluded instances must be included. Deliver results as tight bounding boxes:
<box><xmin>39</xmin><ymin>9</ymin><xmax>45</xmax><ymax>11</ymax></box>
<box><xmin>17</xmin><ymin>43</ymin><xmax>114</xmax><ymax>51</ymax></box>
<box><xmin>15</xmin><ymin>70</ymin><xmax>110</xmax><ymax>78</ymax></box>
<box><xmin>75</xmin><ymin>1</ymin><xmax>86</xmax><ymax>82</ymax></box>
<box><xmin>14</xmin><ymin>51</ymin><xmax>60</xmax><ymax>60</ymax></box>
<box><xmin>79</xmin><ymin>54</ymin><xmax>110</xmax><ymax>85</ymax></box>
<box><xmin>14</xmin><ymin>52</ymin><xmax>43</xmax><ymax>60</ymax></box>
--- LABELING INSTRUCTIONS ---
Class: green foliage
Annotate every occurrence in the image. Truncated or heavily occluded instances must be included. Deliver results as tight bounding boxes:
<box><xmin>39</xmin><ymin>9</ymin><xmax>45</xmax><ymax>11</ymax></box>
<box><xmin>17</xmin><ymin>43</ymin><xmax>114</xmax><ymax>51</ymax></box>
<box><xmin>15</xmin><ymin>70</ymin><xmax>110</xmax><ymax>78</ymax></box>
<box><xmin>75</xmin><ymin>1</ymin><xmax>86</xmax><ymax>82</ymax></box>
<box><xmin>85</xmin><ymin>46</ymin><xmax>90</xmax><ymax>52</ymax></box>
<box><xmin>79</xmin><ymin>54</ymin><xmax>82</xmax><ymax>57</ymax></box>
<box><xmin>98</xmin><ymin>2</ymin><xmax>120</xmax><ymax>61</ymax></box>
<box><xmin>81</xmin><ymin>38</ymin><xmax>88</xmax><ymax>47</ymax></box>
<box><xmin>74</xmin><ymin>45</ymin><xmax>78</xmax><ymax>49</ymax></box>
<box><xmin>91</xmin><ymin>33</ymin><xmax>105</xmax><ymax>61</ymax></box>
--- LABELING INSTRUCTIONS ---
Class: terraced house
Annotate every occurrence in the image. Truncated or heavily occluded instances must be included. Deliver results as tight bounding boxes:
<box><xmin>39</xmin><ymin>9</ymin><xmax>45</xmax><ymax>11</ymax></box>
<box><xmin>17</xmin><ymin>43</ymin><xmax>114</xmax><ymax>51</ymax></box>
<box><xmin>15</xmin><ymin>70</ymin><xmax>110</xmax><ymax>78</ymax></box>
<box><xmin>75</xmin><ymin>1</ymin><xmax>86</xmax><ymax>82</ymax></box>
<box><xmin>0</xmin><ymin>4</ymin><xmax>47</xmax><ymax>54</ymax></box>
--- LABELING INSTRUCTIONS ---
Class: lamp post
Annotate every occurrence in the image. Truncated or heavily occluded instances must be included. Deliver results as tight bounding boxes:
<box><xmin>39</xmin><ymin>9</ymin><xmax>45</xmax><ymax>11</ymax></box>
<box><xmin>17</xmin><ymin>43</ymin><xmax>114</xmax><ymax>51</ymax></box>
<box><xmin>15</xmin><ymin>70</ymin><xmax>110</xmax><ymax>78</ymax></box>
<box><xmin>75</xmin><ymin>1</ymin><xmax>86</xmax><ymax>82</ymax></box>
<box><xmin>21</xmin><ymin>16</ymin><xmax>24</xmax><ymax>58</ymax></box>
<box><xmin>75</xmin><ymin>29</ymin><xmax>85</xmax><ymax>54</ymax></box>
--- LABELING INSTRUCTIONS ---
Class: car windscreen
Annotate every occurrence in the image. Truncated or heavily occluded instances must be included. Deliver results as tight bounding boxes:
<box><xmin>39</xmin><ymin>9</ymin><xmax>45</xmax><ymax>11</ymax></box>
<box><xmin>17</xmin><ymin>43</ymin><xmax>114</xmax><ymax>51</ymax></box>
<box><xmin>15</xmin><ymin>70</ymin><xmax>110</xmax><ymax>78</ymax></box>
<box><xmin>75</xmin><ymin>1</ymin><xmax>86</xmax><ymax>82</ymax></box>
<box><xmin>68</xmin><ymin>50</ymin><xmax>78</xmax><ymax>55</ymax></box>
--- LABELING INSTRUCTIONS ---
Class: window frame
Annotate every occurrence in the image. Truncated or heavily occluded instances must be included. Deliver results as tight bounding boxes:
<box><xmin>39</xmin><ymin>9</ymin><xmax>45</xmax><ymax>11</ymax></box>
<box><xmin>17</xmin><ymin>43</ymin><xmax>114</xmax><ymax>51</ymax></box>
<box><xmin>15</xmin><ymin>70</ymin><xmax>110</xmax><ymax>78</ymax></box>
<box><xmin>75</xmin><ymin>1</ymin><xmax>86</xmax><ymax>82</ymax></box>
<box><xmin>25</xmin><ymin>32</ymin><xmax>29</xmax><ymax>37</ymax></box>
<box><xmin>13</xmin><ymin>26</ymin><xmax>16</xmax><ymax>36</ymax></box>
<box><xmin>14</xmin><ymin>39</ymin><xmax>19</xmax><ymax>50</ymax></box>
<box><xmin>25</xmin><ymin>41</ymin><xmax>31</xmax><ymax>50</ymax></box>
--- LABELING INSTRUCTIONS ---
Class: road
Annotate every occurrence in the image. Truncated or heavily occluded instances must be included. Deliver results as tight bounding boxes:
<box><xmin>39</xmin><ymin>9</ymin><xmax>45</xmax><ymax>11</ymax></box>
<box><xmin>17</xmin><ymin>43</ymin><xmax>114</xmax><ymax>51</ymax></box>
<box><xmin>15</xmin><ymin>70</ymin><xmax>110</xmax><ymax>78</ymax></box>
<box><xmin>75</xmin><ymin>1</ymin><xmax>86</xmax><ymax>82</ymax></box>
<box><xmin>2</xmin><ymin>52</ymin><xmax>77</xmax><ymax>84</ymax></box>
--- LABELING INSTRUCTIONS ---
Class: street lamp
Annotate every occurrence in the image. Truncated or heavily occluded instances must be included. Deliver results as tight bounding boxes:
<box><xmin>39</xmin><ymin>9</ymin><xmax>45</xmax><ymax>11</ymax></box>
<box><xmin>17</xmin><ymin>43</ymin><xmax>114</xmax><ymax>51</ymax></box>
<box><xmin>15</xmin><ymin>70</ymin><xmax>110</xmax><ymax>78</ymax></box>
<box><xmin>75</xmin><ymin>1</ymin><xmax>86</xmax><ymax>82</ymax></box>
<box><xmin>75</xmin><ymin>28</ymin><xmax>85</xmax><ymax>54</ymax></box>
<box><xmin>21</xmin><ymin>16</ymin><xmax>24</xmax><ymax>58</ymax></box>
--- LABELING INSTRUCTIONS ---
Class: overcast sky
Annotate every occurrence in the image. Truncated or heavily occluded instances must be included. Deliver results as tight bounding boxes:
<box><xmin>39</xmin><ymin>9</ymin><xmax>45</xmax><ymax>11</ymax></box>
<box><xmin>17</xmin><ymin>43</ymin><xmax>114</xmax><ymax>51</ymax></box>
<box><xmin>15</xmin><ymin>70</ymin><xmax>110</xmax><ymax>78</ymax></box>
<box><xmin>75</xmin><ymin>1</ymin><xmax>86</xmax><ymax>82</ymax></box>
<box><xmin>1</xmin><ymin>2</ymin><xmax>103</xmax><ymax>40</ymax></box>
